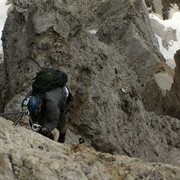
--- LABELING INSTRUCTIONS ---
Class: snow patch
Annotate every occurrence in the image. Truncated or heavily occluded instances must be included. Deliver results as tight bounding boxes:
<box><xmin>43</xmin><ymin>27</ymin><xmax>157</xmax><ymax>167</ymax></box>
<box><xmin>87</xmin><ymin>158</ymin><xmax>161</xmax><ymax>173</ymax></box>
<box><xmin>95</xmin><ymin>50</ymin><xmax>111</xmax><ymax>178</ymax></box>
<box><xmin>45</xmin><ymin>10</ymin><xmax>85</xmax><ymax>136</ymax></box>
<box><xmin>149</xmin><ymin>9</ymin><xmax>180</xmax><ymax>69</ymax></box>
<box><xmin>88</xmin><ymin>29</ymin><xmax>98</xmax><ymax>35</ymax></box>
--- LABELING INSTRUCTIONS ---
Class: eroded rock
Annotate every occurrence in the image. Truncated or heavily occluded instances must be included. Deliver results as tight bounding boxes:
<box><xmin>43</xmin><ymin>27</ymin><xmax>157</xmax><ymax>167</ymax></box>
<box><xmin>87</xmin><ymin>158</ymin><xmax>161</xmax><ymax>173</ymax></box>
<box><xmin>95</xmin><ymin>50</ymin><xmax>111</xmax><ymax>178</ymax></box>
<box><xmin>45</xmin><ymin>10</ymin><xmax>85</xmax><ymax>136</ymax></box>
<box><xmin>0</xmin><ymin>117</ymin><xmax>180</xmax><ymax>179</ymax></box>
<box><xmin>0</xmin><ymin>0</ymin><xmax>180</xmax><ymax>168</ymax></box>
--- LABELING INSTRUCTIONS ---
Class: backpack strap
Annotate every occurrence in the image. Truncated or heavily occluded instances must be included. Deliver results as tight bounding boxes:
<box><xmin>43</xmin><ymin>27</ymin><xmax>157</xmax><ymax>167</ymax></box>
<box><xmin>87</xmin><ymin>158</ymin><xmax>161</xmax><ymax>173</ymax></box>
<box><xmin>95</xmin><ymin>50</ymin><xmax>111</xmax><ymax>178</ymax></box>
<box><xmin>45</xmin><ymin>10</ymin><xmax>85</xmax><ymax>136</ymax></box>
<box><xmin>64</xmin><ymin>86</ymin><xmax>69</xmax><ymax>98</ymax></box>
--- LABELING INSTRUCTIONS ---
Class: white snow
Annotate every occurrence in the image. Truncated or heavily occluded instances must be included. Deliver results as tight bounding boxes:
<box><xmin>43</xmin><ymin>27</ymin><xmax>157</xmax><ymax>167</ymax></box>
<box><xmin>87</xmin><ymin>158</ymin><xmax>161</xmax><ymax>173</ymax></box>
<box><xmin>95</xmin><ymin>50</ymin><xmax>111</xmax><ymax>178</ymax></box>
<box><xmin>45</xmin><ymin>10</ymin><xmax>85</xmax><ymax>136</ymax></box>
<box><xmin>149</xmin><ymin>5</ymin><xmax>180</xmax><ymax>69</ymax></box>
<box><xmin>88</xmin><ymin>29</ymin><xmax>98</xmax><ymax>35</ymax></box>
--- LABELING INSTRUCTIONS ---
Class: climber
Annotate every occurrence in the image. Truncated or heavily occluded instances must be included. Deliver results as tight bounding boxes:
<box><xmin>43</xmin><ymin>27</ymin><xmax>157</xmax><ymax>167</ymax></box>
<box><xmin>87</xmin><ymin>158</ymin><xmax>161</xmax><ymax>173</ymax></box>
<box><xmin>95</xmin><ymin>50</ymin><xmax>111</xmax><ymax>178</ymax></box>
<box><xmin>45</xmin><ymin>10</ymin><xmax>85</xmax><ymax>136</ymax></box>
<box><xmin>22</xmin><ymin>68</ymin><xmax>73</xmax><ymax>143</ymax></box>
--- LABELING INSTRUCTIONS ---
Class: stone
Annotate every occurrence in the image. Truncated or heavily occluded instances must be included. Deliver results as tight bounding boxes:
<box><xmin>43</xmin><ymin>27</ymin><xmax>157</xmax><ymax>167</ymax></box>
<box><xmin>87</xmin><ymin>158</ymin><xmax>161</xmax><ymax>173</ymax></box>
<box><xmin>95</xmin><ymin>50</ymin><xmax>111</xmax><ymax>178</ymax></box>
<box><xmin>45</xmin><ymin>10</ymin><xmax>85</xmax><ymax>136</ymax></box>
<box><xmin>0</xmin><ymin>0</ymin><xmax>180</xmax><ymax>172</ymax></box>
<box><xmin>0</xmin><ymin>117</ymin><xmax>180</xmax><ymax>179</ymax></box>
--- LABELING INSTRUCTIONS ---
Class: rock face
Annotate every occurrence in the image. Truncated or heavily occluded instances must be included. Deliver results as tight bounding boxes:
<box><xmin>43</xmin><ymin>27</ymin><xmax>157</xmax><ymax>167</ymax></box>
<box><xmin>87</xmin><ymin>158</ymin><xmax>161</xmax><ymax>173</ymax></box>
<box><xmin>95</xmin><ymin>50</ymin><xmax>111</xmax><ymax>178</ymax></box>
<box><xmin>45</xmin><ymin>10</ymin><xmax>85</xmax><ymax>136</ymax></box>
<box><xmin>163</xmin><ymin>50</ymin><xmax>180</xmax><ymax>118</ymax></box>
<box><xmin>145</xmin><ymin>0</ymin><xmax>180</xmax><ymax>19</ymax></box>
<box><xmin>0</xmin><ymin>117</ymin><xmax>180</xmax><ymax>180</ymax></box>
<box><xmin>0</xmin><ymin>0</ymin><xmax>180</xmax><ymax>173</ymax></box>
<box><xmin>91</xmin><ymin>0</ymin><xmax>172</xmax><ymax>114</ymax></box>
<box><xmin>0</xmin><ymin>62</ymin><xmax>7</xmax><ymax>111</ymax></box>
<box><xmin>162</xmin><ymin>0</ymin><xmax>180</xmax><ymax>19</ymax></box>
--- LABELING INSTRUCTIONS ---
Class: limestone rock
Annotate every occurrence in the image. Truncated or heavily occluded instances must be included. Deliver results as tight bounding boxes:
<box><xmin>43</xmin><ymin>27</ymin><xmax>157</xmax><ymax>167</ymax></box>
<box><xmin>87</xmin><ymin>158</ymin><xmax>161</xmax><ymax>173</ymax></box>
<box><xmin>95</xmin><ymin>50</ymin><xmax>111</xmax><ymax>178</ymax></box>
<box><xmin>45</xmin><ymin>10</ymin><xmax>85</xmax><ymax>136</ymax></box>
<box><xmin>0</xmin><ymin>62</ymin><xmax>7</xmax><ymax>112</ymax></box>
<box><xmin>163</xmin><ymin>50</ymin><xmax>180</xmax><ymax>119</ymax></box>
<box><xmin>86</xmin><ymin>0</ymin><xmax>172</xmax><ymax>114</ymax></box>
<box><xmin>145</xmin><ymin>0</ymin><xmax>180</xmax><ymax>19</ymax></box>
<box><xmin>0</xmin><ymin>0</ymin><xmax>180</xmax><ymax>169</ymax></box>
<box><xmin>0</xmin><ymin>117</ymin><xmax>180</xmax><ymax>179</ymax></box>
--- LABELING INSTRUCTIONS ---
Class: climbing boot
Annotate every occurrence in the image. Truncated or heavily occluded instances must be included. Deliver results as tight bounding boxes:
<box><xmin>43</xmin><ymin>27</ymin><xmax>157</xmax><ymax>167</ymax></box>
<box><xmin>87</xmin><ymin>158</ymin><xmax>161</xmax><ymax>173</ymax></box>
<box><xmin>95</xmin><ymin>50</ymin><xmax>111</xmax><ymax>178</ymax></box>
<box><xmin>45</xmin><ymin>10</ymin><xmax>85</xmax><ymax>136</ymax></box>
<box><xmin>58</xmin><ymin>132</ymin><xmax>66</xmax><ymax>143</ymax></box>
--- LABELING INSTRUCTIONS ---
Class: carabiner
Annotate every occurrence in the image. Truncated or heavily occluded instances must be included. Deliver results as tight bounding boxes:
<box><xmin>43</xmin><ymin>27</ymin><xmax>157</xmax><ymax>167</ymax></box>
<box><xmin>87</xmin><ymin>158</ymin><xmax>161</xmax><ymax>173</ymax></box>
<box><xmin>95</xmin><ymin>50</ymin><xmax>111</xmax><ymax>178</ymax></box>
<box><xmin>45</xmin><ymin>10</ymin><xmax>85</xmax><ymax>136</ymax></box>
<box><xmin>32</xmin><ymin>124</ymin><xmax>41</xmax><ymax>132</ymax></box>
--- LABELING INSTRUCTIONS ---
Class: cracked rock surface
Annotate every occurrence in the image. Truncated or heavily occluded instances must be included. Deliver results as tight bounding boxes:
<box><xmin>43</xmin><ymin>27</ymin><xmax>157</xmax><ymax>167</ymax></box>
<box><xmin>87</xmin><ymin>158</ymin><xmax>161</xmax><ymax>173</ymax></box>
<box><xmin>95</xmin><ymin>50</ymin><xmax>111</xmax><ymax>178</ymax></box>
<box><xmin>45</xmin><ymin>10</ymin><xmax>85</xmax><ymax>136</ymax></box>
<box><xmin>0</xmin><ymin>0</ymin><xmax>180</xmax><ymax>177</ymax></box>
<box><xmin>0</xmin><ymin>117</ymin><xmax>180</xmax><ymax>180</ymax></box>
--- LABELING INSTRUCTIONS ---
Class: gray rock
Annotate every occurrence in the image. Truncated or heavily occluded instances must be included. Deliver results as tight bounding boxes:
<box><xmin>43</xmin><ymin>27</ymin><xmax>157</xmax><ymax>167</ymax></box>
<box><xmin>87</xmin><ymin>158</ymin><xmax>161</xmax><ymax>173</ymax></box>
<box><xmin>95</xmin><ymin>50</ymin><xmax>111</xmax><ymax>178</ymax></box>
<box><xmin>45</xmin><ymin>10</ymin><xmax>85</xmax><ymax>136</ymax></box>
<box><xmin>145</xmin><ymin>0</ymin><xmax>180</xmax><ymax>19</ymax></box>
<box><xmin>163</xmin><ymin>50</ymin><xmax>180</xmax><ymax>119</ymax></box>
<box><xmin>0</xmin><ymin>0</ymin><xmax>180</xmax><ymax>170</ymax></box>
<box><xmin>0</xmin><ymin>117</ymin><xmax>180</xmax><ymax>179</ymax></box>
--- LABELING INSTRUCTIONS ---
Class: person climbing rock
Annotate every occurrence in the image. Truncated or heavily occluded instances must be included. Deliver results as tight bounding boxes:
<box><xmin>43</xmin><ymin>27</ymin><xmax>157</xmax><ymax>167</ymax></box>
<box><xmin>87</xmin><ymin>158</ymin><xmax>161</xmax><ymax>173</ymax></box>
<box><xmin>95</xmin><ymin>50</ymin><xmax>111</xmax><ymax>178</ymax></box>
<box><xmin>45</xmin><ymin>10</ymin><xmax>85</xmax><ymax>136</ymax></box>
<box><xmin>22</xmin><ymin>68</ymin><xmax>73</xmax><ymax>143</ymax></box>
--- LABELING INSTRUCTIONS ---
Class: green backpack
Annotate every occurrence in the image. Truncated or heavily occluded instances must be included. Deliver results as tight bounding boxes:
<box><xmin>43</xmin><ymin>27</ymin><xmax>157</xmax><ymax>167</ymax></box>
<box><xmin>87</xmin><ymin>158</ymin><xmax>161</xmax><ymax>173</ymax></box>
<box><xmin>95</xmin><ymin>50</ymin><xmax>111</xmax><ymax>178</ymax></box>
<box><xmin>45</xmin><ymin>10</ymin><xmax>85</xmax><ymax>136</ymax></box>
<box><xmin>32</xmin><ymin>68</ymin><xmax>68</xmax><ymax>93</ymax></box>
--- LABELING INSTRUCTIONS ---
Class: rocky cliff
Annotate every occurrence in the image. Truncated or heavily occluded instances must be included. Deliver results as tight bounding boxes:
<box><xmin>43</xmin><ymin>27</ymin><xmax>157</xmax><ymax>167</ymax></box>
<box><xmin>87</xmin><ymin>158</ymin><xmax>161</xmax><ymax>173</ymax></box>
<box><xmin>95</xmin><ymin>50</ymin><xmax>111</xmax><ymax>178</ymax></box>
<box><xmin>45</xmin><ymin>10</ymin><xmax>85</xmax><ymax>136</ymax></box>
<box><xmin>145</xmin><ymin>0</ymin><xmax>180</xmax><ymax>19</ymax></box>
<box><xmin>163</xmin><ymin>50</ymin><xmax>180</xmax><ymax>118</ymax></box>
<box><xmin>0</xmin><ymin>0</ymin><xmax>180</xmax><ymax>178</ymax></box>
<box><xmin>1</xmin><ymin>117</ymin><xmax>180</xmax><ymax>179</ymax></box>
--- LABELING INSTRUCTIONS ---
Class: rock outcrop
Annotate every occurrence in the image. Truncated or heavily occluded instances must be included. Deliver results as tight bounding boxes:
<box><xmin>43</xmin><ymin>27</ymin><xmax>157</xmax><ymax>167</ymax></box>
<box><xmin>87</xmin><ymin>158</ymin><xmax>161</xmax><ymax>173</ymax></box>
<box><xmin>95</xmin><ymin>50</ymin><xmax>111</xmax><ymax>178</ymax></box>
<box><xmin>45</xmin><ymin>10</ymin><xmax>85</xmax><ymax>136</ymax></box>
<box><xmin>163</xmin><ymin>50</ymin><xmax>180</xmax><ymax>118</ymax></box>
<box><xmin>0</xmin><ymin>117</ymin><xmax>180</xmax><ymax>180</ymax></box>
<box><xmin>90</xmin><ymin>0</ymin><xmax>173</xmax><ymax>114</ymax></box>
<box><xmin>162</xmin><ymin>0</ymin><xmax>180</xmax><ymax>19</ymax></box>
<box><xmin>145</xmin><ymin>0</ymin><xmax>180</xmax><ymax>19</ymax></box>
<box><xmin>0</xmin><ymin>0</ymin><xmax>180</xmax><ymax>176</ymax></box>
<box><xmin>0</xmin><ymin>63</ymin><xmax>7</xmax><ymax>111</ymax></box>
